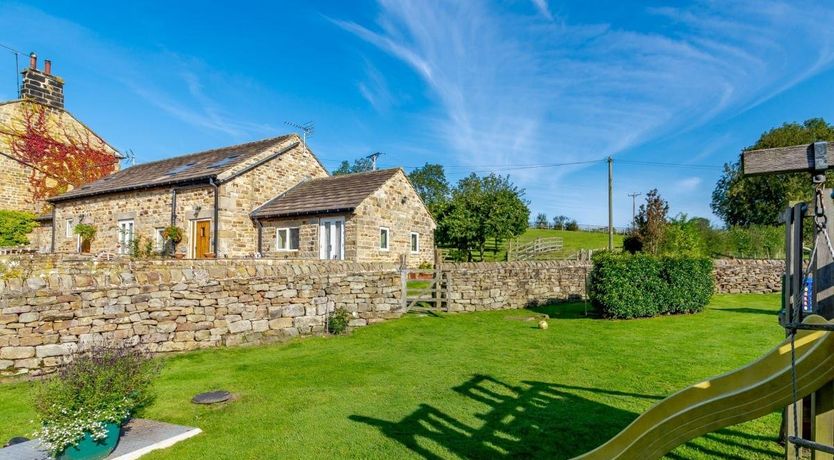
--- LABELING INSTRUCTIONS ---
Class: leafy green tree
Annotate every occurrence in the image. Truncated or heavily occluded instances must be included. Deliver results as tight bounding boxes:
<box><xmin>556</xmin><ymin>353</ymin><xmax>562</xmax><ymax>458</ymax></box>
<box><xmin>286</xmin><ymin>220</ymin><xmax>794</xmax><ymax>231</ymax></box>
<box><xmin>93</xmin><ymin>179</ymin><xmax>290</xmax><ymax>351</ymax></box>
<box><xmin>635</xmin><ymin>189</ymin><xmax>668</xmax><ymax>254</ymax></box>
<box><xmin>534</xmin><ymin>213</ymin><xmax>549</xmax><ymax>229</ymax></box>
<box><xmin>552</xmin><ymin>215</ymin><xmax>569</xmax><ymax>230</ymax></box>
<box><xmin>332</xmin><ymin>157</ymin><xmax>373</xmax><ymax>176</ymax></box>
<box><xmin>436</xmin><ymin>173</ymin><xmax>529</xmax><ymax>261</ymax></box>
<box><xmin>0</xmin><ymin>210</ymin><xmax>37</xmax><ymax>246</ymax></box>
<box><xmin>661</xmin><ymin>214</ymin><xmax>711</xmax><ymax>256</ymax></box>
<box><xmin>712</xmin><ymin>118</ymin><xmax>834</xmax><ymax>226</ymax></box>
<box><xmin>407</xmin><ymin>163</ymin><xmax>449</xmax><ymax>216</ymax></box>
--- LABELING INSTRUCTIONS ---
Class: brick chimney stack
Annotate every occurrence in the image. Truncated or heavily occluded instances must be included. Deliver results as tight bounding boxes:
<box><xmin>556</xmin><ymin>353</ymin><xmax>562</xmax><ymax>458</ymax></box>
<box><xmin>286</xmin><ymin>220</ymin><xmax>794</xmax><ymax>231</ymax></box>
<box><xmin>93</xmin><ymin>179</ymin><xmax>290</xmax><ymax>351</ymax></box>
<box><xmin>20</xmin><ymin>52</ymin><xmax>64</xmax><ymax>110</ymax></box>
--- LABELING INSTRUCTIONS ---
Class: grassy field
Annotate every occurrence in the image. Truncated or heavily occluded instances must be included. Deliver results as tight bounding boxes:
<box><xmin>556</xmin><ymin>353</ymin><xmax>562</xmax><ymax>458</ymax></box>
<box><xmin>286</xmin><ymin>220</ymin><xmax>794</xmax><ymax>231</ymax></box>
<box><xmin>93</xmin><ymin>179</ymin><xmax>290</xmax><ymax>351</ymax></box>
<box><xmin>0</xmin><ymin>294</ymin><xmax>784</xmax><ymax>459</ymax></box>
<box><xmin>450</xmin><ymin>228</ymin><xmax>625</xmax><ymax>261</ymax></box>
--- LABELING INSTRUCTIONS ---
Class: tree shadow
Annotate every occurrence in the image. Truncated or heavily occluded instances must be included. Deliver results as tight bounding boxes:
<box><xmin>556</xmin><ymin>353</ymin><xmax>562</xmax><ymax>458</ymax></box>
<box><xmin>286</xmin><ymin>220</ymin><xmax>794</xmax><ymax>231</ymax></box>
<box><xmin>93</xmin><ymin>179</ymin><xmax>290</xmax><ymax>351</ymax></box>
<box><xmin>351</xmin><ymin>375</ymin><xmax>781</xmax><ymax>459</ymax></box>
<box><xmin>526</xmin><ymin>301</ymin><xmax>597</xmax><ymax>320</ymax></box>
<box><xmin>717</xmin><ymin>307</ymin><xmax>778</xmax><ymax>316</ymax></box>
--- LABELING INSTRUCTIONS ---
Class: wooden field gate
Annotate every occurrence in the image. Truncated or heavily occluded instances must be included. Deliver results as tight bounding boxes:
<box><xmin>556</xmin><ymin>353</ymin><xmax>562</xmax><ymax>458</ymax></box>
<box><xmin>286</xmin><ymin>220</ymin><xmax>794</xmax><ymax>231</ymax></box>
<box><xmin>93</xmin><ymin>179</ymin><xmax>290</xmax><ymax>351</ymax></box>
<box><xmin>399</xmin><ymin>250</ymin><xmax>451</xmax><ymax>312</ymax></box>
<box><xmin>400</xmin><ymin>268</ymin><xmax>450</xmax><ymax>313</ymax></box>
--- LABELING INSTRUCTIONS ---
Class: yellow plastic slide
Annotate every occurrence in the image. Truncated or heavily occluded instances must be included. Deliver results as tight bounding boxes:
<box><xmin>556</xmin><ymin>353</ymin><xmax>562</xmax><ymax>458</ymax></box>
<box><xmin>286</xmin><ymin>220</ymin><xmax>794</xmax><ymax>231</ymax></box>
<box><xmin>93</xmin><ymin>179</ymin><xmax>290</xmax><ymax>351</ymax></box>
<box><xmin>574</xmin><ymin>315</ymin><xmax>834</xmax><ymax>460</ymax></box>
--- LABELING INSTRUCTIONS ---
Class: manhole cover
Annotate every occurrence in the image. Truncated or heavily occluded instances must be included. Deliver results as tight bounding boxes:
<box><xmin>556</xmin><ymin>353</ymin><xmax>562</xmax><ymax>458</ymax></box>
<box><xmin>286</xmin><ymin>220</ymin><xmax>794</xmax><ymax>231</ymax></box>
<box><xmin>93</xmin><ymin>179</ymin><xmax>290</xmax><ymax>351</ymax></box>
<box><xmin>192</xmin><ymin>390</ymin><xmax>231</xmax><ymax>405</ymax></box>
<box><xmin>4</xmin><ymin>436</ymin><xmax>29</xmax><ymax>447</ymax></box>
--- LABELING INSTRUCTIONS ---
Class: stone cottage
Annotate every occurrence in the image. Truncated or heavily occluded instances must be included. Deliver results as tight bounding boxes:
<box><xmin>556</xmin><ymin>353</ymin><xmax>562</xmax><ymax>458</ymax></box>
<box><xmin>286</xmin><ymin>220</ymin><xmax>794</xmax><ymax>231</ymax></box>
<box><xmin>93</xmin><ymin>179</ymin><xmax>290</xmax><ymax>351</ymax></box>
<box><xmin>252</xmin><ymin>168</ymin><xmax>435</xmax><ymax>264</ymax></box>
<box><xmin>0</xmin><ymin>53</ymin><xmax>119</xmax><ymax>249</ymax></box>
<box><xmin>47</xmin><ymin>136</ymin><xmax>435</xmax><ymax>265</ymax></box>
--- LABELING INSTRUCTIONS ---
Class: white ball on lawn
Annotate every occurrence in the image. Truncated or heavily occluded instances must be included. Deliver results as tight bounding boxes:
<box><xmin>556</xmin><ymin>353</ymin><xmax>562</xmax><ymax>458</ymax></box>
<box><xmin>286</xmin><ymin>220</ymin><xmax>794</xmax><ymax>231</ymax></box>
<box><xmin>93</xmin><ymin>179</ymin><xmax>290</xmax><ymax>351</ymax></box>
<box><xmin>538</xmin><ymin>320</ymin><xmax>549</xmax><ymax>330</ymax></box>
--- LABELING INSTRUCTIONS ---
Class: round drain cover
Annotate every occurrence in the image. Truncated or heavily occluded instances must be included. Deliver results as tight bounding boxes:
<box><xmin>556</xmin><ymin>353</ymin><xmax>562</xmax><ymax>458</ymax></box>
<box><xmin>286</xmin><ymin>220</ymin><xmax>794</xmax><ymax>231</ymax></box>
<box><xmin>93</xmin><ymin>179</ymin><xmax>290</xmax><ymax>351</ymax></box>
<box><xmin>192</xmin><ymin>390</ymin><xmax>231</xmax><ymax>405</ymax></box>
<box><xmin>4</xmin><ymin>437</ymin><xmax>29</xmax><ymax>447</ymax></box>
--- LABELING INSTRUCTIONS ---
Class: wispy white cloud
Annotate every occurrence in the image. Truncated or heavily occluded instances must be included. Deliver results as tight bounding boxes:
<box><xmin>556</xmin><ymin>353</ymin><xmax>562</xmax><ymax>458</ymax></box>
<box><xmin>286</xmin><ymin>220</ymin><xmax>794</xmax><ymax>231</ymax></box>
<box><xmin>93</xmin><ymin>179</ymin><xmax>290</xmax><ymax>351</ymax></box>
<box><xmin>530</xmin><ymin>0</ymin><xmax>553</xmax><ymax>21</ymax></box>
<box><xmin>334</xmin><ymin>0</ymin><xmax>834</xmax><ymax>188</ymax></box>
<box><xmin>678</xmin><ymin>176</ymin><xmax>703</xmax><ymax>191</ymax></box>
<box><xmin>357</xmin><ymin>60</ymin><xmax>394</xmax><ymax>112</ymax></box>
<box><xmin>0</xmin><ymin>4</ymin><xmax>276</xmax><ymax>149</ymax></box>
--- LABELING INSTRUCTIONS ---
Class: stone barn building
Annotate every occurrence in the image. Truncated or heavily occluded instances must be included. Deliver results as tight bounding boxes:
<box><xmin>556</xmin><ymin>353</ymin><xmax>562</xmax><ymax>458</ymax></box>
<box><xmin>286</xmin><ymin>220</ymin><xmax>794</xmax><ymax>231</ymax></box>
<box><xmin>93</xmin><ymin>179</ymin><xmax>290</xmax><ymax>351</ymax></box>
<box><xmin>47</xmin><ymin>135</ymin><xmax>435</xmax><ymax>265</ymax></box>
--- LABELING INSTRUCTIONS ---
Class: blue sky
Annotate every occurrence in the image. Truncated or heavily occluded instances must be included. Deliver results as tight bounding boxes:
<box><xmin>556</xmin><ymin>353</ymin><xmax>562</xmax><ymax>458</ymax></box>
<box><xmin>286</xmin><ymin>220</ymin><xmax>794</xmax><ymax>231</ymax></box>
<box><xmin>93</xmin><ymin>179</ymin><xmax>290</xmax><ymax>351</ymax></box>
<box><xmin>2</xmin><ymin>1</ymin><xmax>834</xmax><ymax>227</ymax></box>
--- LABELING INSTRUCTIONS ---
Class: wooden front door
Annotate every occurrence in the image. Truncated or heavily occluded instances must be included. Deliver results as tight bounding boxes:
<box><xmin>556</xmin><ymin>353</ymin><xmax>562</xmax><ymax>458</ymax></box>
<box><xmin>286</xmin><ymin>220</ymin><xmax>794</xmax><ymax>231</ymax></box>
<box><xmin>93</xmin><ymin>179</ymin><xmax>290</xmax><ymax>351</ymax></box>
<box><xmin>194</xmin><ymin>221</ymin><xmax>211</xmax><ymax>259</ymax></box>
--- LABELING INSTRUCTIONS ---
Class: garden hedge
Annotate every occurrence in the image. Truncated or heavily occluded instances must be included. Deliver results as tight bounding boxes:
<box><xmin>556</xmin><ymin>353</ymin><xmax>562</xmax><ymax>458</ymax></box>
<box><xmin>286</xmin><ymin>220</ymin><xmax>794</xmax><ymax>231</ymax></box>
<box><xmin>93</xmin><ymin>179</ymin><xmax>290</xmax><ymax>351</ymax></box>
<box><xmin>0</xmin><ymin>210</ymin><xmax>37</xmax><ymax>247</ymax></box>
<box><xmin>589</xmin><ymin>253</ymin><xmax>714</xmax><ymax>319</ymax></box>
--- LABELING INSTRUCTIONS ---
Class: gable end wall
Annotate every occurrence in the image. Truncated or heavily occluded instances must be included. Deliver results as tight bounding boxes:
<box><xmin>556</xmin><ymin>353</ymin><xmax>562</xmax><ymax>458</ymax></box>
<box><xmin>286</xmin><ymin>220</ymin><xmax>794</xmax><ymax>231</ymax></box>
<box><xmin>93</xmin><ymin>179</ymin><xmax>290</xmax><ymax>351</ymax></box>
<box><xmin>218</xmin><ymin>143</ymin><xmax>328</xmax><ymax>257</ymax></box>
<box><xmin>352</xmin><ymin>170</ymin><xmax>435</xmax><ymax>266</ymax></box>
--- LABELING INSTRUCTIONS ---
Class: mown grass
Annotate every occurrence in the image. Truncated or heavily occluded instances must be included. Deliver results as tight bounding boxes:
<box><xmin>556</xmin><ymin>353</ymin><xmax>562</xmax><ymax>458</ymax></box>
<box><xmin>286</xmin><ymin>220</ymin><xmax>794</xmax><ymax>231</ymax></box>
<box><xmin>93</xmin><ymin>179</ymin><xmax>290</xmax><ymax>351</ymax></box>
<box><xmin>451</xmin><ymin>228</ymin><xmax>625</xmax><ymax>261</ymax></box>
<box><xmin>0</xmin><ymin>294</ymin><xmax>783</xmax><ymax>459</ymax></box>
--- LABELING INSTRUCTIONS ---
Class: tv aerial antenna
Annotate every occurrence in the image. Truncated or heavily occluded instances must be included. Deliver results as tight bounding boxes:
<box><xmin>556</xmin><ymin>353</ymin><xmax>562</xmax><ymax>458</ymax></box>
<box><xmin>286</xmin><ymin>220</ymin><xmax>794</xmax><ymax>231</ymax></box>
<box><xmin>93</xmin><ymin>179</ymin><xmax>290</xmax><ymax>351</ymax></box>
<box><xmin>285</xmin><ymin>121</ymin><xmax>315</xmax><ymax>153</ymax></box>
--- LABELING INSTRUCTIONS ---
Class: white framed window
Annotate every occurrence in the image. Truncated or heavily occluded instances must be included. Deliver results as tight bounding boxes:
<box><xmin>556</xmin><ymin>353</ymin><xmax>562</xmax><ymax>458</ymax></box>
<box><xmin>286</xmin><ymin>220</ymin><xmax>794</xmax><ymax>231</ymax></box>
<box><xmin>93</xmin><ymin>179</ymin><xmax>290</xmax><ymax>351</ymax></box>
<box><xmin>154</xmin><ymin>228</ymin><xmax>166</xmax><ymax>251</ymax></box>
<box><xmin>276</xmin><ymin>227</ymin><xmax>300</xmax><ymax>251</ymax></box>
<box><xmin>117</xmin><ymin>220</ymin><xmax>135</xmax><ymax>255</ymax></box>
<box><xmin>65</xmin><ymin>218</ymin><xmax>73</xmax><ymax>238</ymax></box>
<box><xmin>410</xmin><ymin>232</ymin><xmax>419</xmax><ymax>253</ymax></box>
<box><xmin>379</xmin><ymin>227</ymin><xmax>389</xmax><ymax>251</ymax></box>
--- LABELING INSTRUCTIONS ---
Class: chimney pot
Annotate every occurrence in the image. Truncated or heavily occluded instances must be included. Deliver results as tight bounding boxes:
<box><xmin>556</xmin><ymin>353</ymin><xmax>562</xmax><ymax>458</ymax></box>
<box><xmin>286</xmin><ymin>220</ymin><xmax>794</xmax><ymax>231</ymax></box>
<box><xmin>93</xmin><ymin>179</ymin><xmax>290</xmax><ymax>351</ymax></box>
<box><xmin>44</xmin><ymin>60</ymin><xmax>51</xmax><ymax>75</ymax></box>
<box><xmin>29</xmin><ymin>52</ymin><xmax>37</xmax><ymax>70</ymax></box>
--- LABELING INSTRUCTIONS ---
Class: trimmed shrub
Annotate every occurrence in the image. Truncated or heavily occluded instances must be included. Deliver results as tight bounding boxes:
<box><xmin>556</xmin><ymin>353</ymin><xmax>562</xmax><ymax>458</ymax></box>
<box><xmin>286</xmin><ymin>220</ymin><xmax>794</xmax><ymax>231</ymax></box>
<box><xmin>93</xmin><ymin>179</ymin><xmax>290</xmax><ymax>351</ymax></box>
<box><xmin>327</xmin><ymin>307</ymin><xmax>351</xmax><ymax>334</ymax></box>
<box><xmin>589</xmin><ymin>253</ymin><xmax>713</xmax><ymax>319</ymax></box>
<box><xmin>0</xmin><ymin>210</ymin><xmax>37</xmax><ymax>246</ymax></box>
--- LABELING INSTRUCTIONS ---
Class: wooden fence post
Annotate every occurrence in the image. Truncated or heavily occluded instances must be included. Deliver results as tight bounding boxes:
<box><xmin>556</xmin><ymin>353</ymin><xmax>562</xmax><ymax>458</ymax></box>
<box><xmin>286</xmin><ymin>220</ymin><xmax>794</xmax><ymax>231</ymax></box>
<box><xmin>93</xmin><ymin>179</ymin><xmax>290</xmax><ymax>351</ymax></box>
<box><xmin>400</xmin><ymin>269</ymin><xmax>407</xmax><ymax>311</ymax></box>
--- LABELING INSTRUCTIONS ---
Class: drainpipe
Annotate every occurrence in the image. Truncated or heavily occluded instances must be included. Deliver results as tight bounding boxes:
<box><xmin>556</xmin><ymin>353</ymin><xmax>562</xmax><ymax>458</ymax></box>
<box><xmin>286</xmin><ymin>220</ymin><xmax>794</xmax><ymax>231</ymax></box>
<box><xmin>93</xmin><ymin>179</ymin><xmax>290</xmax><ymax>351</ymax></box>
<box><xmin>50</xmin><ymin>205</ymin><xmax>56</xmax><ymax>253</ymax></box>
<box><xmin>254</xmin><ymin>217</ymin><xmax>263</xmax><ymax>255</ymax></box>
<box><xmin>169</xmin><ymin>188</ymin><xmax>178</xmax><ymax>255</ymax></box>
<box><xmin>170</xmin><ymin>188</ymin><xmax>177</xmax><ymax>226</ymax></box>
<box><xmin>210</xmin><ymin>178</ymin><xmax>219</xmax><ymax>256</ymax></box>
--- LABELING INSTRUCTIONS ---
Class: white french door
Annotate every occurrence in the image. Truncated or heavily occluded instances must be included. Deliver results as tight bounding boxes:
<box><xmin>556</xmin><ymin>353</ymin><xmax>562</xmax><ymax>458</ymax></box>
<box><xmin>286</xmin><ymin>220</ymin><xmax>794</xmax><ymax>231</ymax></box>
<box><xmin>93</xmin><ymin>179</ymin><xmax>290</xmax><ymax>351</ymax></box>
<box><xmin>118</xmin><ymin>220</ymin><xmax>134</xmax><ymax>255</ymax></box>
<box><xmin>319</xmin><ymin>217</ymin><xmax>344</xmax><ymax>260</ymax></box>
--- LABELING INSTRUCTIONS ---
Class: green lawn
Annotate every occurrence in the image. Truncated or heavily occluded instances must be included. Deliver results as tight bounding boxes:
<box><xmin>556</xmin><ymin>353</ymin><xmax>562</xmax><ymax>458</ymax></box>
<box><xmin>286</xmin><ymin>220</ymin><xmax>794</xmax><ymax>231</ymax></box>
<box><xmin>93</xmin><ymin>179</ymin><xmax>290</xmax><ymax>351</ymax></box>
<box><xmin>0</xmin><ymin>294</ymin><xmax>784</xmax><ymax>459</ymax></box>
<box><xmin>451</xmin><ymin>228</ymin><xmax>625</xmax><ymax>261</ymax></box>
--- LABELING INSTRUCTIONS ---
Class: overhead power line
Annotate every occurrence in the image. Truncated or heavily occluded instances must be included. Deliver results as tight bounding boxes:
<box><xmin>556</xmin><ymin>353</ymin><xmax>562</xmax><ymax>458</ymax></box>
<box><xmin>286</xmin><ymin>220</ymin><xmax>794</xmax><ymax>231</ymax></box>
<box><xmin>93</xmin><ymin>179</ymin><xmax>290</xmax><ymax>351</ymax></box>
<box><xmin>617</xmin><ymin>160</ymin><xmax>723</xmax><ymax>170</ymax></box>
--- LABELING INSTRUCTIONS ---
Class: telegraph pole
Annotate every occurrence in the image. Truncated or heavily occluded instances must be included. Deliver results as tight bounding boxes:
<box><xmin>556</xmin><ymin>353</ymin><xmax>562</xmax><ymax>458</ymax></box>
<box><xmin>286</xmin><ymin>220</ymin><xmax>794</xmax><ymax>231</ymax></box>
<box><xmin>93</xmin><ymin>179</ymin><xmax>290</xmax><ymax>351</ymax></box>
<box><xmin>628</xmin><ymin>192</ymin><xmax>641</xmax><ymax>229</ymax></box>
<box><xmin>608</xmin><ymin>156</ymin><xmax>613</xmax><ymax>251</ymax></box>
<box><xmin>368</xmin><ymin>152</ymin><xmax>383</xmax><ymax>171</ymax></box>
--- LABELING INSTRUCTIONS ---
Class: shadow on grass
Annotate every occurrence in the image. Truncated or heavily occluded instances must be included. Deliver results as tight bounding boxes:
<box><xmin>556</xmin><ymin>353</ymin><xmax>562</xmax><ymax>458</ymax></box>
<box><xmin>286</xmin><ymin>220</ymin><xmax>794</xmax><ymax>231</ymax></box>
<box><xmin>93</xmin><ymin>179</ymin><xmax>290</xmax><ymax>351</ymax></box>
<box><xmin>351</xmin><ymin>375</ymin><xmax>643</xmax><ymax>459</ymax></box>
<box><xmin>526</xmin><ymin>301</ymin><xmax>597</xmax><ymax>320</ymax></box>
<box><xmin>717</xmin><ymin>307</ymin><xmax>778</xmax><ymax>316</ymax></box>
<box><xmin>351</xmin><ymin>374</ymin><xmax>780</xmax><ymax>459</ymax></box>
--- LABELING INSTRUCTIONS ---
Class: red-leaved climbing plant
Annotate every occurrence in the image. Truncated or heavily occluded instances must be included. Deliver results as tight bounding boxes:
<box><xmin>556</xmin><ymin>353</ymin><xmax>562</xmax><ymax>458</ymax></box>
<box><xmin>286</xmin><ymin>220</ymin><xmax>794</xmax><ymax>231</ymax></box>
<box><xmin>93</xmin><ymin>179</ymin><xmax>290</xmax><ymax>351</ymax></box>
<box><xmin>0</xmin><ymin>103</ymin><xmax>117</xmax><ymax>206</ymax></box>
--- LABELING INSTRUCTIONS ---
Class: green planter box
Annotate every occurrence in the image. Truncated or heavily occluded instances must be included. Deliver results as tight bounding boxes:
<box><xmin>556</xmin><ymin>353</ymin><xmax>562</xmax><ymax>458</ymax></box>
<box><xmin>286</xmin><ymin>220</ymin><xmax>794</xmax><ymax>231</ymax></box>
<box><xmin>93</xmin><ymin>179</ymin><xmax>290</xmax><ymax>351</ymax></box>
<box><xmin>56</xmin><ymin>422</ymin><xmax>121</xmax><ymax>460</ymax></box>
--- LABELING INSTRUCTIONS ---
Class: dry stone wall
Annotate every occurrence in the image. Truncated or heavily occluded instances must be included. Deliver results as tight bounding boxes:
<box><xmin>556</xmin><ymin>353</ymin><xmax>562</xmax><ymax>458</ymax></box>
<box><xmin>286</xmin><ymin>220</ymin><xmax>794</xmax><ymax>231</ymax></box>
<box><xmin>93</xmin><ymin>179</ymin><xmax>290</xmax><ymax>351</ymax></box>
<box><xmin>443</xmin><ymin>261</ymin><xmax>591</xmax><ymax>311</ymax></box>
<box><xmin>713</xmin><ymin>259</ymin><xmax>782</xmax><ymax>294</ymax></box>
<box><xmin>0</xmin><ymin>257</ymin><xmax>783</xmax><ymax>376</ymax></box>
<box><xmin>0</xmin><ymin>259</ymin><xmax>402</xmax><ymax>376</ymax></box>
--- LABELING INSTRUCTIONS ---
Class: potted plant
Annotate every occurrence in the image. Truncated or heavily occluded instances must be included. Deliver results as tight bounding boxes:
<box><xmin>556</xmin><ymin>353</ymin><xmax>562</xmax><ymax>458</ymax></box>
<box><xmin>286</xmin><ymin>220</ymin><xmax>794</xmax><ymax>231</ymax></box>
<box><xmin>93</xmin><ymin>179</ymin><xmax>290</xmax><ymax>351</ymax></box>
<box><xmin>161</xmin><ymin>225</ymin><xmax>183</xmax><ymax>257</ymax></box>
<box><xmin>73</xmin><ymin>224</ymin><xmax>97</xmax><ymax>254</ymax></box>
<box><xmin>32</xmin><ymin>344</ymin><xmax>160</xmax><ymax>460</ymax></box>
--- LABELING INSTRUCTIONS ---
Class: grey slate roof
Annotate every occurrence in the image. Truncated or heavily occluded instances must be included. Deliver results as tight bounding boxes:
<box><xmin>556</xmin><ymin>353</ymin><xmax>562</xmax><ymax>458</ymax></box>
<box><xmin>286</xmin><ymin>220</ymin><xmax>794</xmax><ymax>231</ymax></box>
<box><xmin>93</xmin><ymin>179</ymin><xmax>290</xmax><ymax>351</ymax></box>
<box><xmin>48</xmin><ymin>135</ymin><xmax>292</xmax><ymax>202</ymax></box>
<box><xmin>252</xmin><ymin>168</ymin><xmax>401</xmax><ymax>218</ymax></box>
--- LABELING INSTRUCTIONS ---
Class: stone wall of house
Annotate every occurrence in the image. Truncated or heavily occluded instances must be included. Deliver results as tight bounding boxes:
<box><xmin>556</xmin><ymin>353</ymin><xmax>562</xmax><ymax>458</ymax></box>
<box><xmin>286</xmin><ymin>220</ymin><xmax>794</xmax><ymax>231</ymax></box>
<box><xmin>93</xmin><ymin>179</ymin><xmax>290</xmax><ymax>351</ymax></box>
<box><xmin>352</xmin><ymin>170</ymin><xmax>436</xmax><ymax>266</ymax></box>
<box><xmin>53</xmin><ymin>185</ymin><xmax>213</xmax><ymax>255</ymax></box>
<box><xmin>259</xmin><ymin>214</ymin><xmax>357</xmax><ymax>261</ymax></box>
<box><xmin>713</xmin><ymin>259</ymin><xmax>782</xmax><ymax>294</ymax></box>
<box><xmin>218</xmin><ymin>140</ymin><xmax>328</xmax><ymax>257</ymax></box>
<box><xmin>0</xmin><ymin>101</ymin><xmax>118</xmax><ymax>216</ymax></box>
